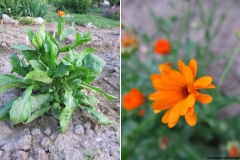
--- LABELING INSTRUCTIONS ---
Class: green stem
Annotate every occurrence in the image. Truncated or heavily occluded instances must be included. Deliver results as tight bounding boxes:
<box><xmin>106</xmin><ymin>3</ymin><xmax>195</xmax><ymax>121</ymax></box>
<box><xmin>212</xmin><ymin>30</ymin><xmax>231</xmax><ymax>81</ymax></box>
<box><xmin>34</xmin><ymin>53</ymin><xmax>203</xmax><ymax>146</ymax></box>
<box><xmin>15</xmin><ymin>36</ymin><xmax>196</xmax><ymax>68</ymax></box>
<box><xmin>217</xmin><ymin>43</ymin><xmax>240</xmax><ymax>90</ymax></box>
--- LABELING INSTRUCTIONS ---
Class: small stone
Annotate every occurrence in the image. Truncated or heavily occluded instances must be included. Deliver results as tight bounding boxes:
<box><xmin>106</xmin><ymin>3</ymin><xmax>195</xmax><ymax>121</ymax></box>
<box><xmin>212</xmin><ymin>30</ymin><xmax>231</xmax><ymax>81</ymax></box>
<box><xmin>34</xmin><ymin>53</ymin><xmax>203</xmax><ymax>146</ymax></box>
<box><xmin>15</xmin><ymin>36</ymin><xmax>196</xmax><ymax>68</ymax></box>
<box><xmin>41</xmin><ymin>137</ymin><xmax>50</xmax><ymax>148</ymax></box>
<box><xmin>80</xmin><ymin>140</ymin><xmax>89</xmax><ymax>148</ymax></box>
<box><xmin>34</xmin><ymin>149</ymin><xmax>49</xmax><ymax>160</ymax></box>
<box><xmin>44</xmin><ymin>128</ymin><xmax>51</xmax><ymax>136</ymax></box>
<box><xmin>17</xmin><ymin>135</ymin><xmax>32</xmax><ymax>150</ymax></box>
<box><xmin>14</xmin><ymin>150</ymin><xmax>28</xmax><ymax>160</ymax></box>
<box><xmin>83</xmin><ymin>122</ymin><xmax>91</xmax><ymax>129</ymax></box>
<box><xmin>85</xmin><ymin>129</ymin><xmax>94</xmax><ymax>136</ymax></box>
<box><xmin>74</xmin><ymin>124</ymin><xmax>84</xmax><ymax>135</ymax></box>
<box><xmin>31</xmin><ymin>128</ymin><xmax>41</xmax><ymax>136</ymax></box>
<box><xmin>23</xmin><ymin>128</ymin><xmax>30</xmax><ymax>135</ymax></box>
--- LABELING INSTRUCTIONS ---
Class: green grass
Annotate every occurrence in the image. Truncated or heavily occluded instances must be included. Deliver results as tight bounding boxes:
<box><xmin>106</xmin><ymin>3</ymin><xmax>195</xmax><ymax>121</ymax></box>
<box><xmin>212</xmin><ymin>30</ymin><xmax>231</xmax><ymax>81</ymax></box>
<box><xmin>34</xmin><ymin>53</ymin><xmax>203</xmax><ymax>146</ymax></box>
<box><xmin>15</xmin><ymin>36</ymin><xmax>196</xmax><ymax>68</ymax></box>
<box><xmin>45</xmin><ymin>12</ymin><xmax>119</xmax><ymax>29</ymax></box>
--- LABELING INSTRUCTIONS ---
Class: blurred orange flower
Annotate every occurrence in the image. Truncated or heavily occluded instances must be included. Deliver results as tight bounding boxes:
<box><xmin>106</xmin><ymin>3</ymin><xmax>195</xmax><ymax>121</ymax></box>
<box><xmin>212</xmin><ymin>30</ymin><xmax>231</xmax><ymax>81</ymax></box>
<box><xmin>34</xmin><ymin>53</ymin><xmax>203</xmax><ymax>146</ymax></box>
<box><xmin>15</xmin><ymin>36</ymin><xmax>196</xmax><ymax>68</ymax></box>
<box><xmin>154</xmin><ymin>39</ymin><xmax>171</xmax><ymax>55</ymax></box>
<box><xmin>123</xmin><ymin>88</ymin><xmax>145</xmax><ymax>111</ymax></box>
<box><xmin>138</xmin><ymin>109</ymin><xmax>145</xmax><ymax>117</ymax></box>
<box><xmin>149</xmin><ymin>59</ymin><xmax>216</xmax><ymax>128</ymax></box>
<box><xmin>58</xmin><ymin>10</ymin><xmax>64</xmax><ymax>17</ymax></box>
<box><xmin>229</xmin><ymin>146</ymin><xmax>238</xmax><ymax>157</ymax></box>
<box><xmin>121</xmin><ymin>31</ymin><xmax>137</xmax><ymax>48</ymax></box>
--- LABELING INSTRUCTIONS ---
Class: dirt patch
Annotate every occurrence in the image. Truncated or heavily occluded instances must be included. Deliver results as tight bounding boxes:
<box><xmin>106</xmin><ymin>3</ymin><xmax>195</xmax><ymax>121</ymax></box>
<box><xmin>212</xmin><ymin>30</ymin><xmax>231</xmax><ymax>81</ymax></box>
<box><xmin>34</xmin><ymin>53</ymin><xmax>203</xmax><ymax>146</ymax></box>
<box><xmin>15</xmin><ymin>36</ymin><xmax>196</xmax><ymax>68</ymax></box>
<box><xmin>0</xmin><ymin>23</ymin><xmax>120</xmax><ymax>160</ymax></box>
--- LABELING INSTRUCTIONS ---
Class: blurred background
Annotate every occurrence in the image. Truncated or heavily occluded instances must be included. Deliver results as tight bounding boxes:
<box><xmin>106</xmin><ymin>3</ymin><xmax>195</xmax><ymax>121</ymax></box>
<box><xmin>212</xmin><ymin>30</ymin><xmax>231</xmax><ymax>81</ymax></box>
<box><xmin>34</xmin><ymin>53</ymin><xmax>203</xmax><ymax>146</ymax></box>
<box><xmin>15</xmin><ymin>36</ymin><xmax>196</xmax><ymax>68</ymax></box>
<box><xmin>121</xmin><ymin>0</ymin><xmax>240</xmax><ymax>159</ymax></box>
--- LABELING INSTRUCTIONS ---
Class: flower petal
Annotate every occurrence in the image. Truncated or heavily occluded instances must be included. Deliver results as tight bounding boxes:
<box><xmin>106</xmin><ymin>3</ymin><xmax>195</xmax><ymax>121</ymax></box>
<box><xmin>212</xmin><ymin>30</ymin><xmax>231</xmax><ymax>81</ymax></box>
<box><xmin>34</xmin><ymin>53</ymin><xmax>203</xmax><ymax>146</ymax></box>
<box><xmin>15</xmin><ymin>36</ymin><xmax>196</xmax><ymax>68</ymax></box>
<box><xmin>169</xmin><ymin>70</ymin><xmax>187</xmax><ymax>86</ymax></box>
<box><xmin>195</xmin><ymin>84</ymin><xmax>216</xmax><ymax>90</ymax></box>
<box><xmin>159</xmin><ymin>64</ymin><xmax>172</xmax><ymax>74</ymax></box>
<box><xmin>178</xmin><ymin>60</ymin><xmax>185</xmax><ymax>75</ymax></box>
<box><xmin>168</xmin><ymin>117</ymin><xmax>180</xmax><ymax>128</ymax></box>
<box><xmin>188</xmin><ymin>59</ymin><xmax>197</xmax><ymax>79</ymax></box>
<box><xmin>186</xmin><ymin>93</ymin><xmax>195</xmax><ymax>107</ymax></box>
<box><xmin>183</xmin><ymin>66</ymin><xmax>193</xmax><ymax>83</ymax></box>
<box><xmin>194</xmin><ymin>76</ymin><xmax>213</xmax><ymax>88</ymax></box>
<box><xmin>162</xmin><ymin>108</ymin><xmax>172</xmax><ymax>123</ymax></box>
<box><xmin>179</xmin><ymin>99</ymin><xmax>188</xmax><ymax>115</ymax></box>
<box><xmin>168</xmin><ymin>100</ymin><xmax>183</xmax><ymax>124</ymax></box>
<box><xmin>186</xmin><ymin>106</ymin><xmax>194</xmax><ymax>115</ymax></box>
<box><xmin>184</xmin><ymin>111</ymin><xmax>197</xmax><ymax>126</ymax></box>
<box><xmin>154</xmin><ymin>110</ymin><xmax>161</xmax><ymax>114</ymax></box>
<box><xmin>195</xmin><ymin>93</ymin><xmax>213</xmax><ymax>104</ymax></box>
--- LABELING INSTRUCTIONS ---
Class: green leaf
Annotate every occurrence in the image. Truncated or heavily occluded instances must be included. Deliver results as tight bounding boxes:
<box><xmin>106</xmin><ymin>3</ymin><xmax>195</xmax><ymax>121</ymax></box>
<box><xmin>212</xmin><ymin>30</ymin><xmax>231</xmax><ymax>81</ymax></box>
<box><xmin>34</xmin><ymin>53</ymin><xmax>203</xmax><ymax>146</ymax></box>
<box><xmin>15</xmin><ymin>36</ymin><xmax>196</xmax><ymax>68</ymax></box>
<box><xmin>58</xmin><ymin>17</ymin><xmax>64</xmax><ymax>37</ymax></box>
<box><xmin>0</xmin><ymin>99</ymin><xmax>16</xmax><ymax>121</ymax></box>
<box><xmin>77</xmin><ymin>48</ymin><xmax>94</xmax><ymax>62</ymax></box>
<box><xmin>78</xmin><ymin>96</ymin><xmax>98</xmax><ymax>106</ymax></box>
<box><xmin>82</xmin><ymin>53</ymin><xmax>105</xmax><ymax>72</ymax></box>
<box><xmin>10</xmin><ymin>53</ymin><xmax>28</xmax><ymax>76</ymax></box>
<box><xmin>24</xmin><ymin>70</ymin><xmax>53</xmax><ymax>84</ymax></box>
<box><xmin>59</xmin><ymin>88</ymin><xmax>78</xmax><ymax>133</ymax></box>
<box><xmin>31</xmin><ymin>93</ymin><xmax>54</xmax><ymax>112</ymax></box>
<box><xmin>46</xmin><ymin>33</ymin><xmax>58</xmax><ymax>48</ymax></box>
<box><xmin>22</xmin><ymin>50</ymin><xmax>40</xmax><ymax>62</ymax></box>
<box><xmin>55</xmin><ymin>61</ymin><xmax>69</xmax><ymax>77</ymax></box>
<box><xmin>32</xmin><ymin>23</ymin><xmax>46</xmax><ymax>50</ymax></box>
<box><xmin>67</xmin><ymin>67</ymin><xmax>90</xmax><ymax>82</ymax></box>
<box><xmin>11</xmin><ymin>44</ymin><xmax>35</xmax><ymax>51</ymax></box>
<box><xmin>29</xmin><ymin>60</ymin><xmax>47</xmax><ymax>71</ymax></box>
<box><xmin>52</xmin><ymin>102</ymin><xmax>61</xmax><ymax>119</ymax></box>
<box><xmin>25</xmin><ymin>28</ymin><xmax>34</xmax><ymax>41</ymax></box>
<box><xmin>80</xmin><ymin>83</ymin><xmax>117</xmax><ymax>100</ymax></box>
<box><xmin>9</xmin><ymin>85</ymin><xmax>34</xmax><ymax>124</ymax></box>
<box><xmin>59</xmin><ymin>32</ymin><xmax>91</xmax><ymax>53</ymax></box>
<box><xmin>23</xmin><ymin>105</ymin><xmax>51</xmax><ymax>124</ymax></box>
<box><xmin>0</xmin><ymin>74</ymin><xmax>30</xmax><ymax>92</ymax></box>
<box><xmin>43</xmin><ymin>41</ymin><xmax>57</xmax><ymax>71</ymax></box>
<box><xmin>79</xmin><ymin>105</ymin><xmax>113</xmax><ymax>125</ymax></box>
<box><xmin>59</xmin><ymin>27</ymin><xmax>75</xmax><ymax>41</ymax></box>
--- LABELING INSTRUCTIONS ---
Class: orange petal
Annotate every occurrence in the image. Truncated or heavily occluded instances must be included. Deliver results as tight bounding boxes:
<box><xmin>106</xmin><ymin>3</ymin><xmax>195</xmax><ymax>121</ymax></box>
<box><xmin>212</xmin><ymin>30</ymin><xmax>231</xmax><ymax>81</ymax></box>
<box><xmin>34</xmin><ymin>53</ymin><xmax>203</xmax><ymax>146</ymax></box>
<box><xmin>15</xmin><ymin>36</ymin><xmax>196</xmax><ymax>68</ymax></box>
<box><xmin>159</xmin><ymin>64</ymin><xmax>172</xmax><ymax>74</ymax></box>
<box><xmin>184</xmin><ymin>111</ymin><xmax>197</xmax><ymax>126</ymax></box>
<box><xmin>150</xmin><ymin>74</ymin><xmax>162</xmax><ymax>80</ymax></box>
<box><xmin>168</xmin><ymin>118</ymin><xmax>179</xmax><ymax>128</ymax></box>
<box><xmin>162</xmin><ymin>108</ymin><xmax>172</xmax><ymax>124</ymax></box>
<box><xmin>152</xmin><ymin>96</ymin><xmax>181</xmax><ymax>111</ymax></box>
<box><xmin>186</xmin><ymin>106</ymin><xmax>194</xmax><ymax>115</ymax></box>
<box><xmin>154</xmin><ymin>110</ymin><xmax>161</xmax><ymax>114</ymax></box>
<box><xmin>178</xmin><ymin>60</ymin><xmax>185</xmax><ymax>75</ymax></box>
<box><xmin>194</xmin><ymin>84</ymin><xmax>216</xmax><ymax>90</ymax></box>
<box><xmin>186</xmin><ymin>93</ymin><xmax>195</xmax><ymax>107</ymax></box>
<box><xmin>183</xmin><ymin>66</ymin><xmax>193</xmax><ymax>83</ymax></box>
<box><xmin>195</xmin><ymin>93</ymin><xmax>213</xmax><ymax>104</ymax></box>
<box><xmin>169</xmin><ymin>70</ymin><xmax>187</xmax><ymax>86</ymax></box>
<box><xmin>179</xmin><ymin>99</ymin><xmax>188</xmax><ymax>115</ymax></box>
<box><xmin>188</xmin><ymin>59</ymin><xmax>197</xmax><ymax>79</ymax></box>
<box><xmin>169</xmin><ymin>100</ymin><xmax>183</xmax><ymax>124</ymax></box>
<box><xmin>194</xmin><ymin>76</ymin><xmax>212</xmax><ymax>88</ymax></box>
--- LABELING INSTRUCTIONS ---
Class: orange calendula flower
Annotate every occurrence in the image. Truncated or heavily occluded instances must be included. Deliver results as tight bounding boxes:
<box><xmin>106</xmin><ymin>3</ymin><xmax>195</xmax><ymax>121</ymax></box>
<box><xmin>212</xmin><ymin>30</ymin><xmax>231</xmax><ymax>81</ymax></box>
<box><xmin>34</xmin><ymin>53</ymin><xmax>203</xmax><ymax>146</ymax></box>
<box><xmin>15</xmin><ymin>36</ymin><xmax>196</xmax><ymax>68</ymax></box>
<box><xmin>58</xmin><ymin>10</ymin><xmax>64</xmax><ymax>17</ymax></box>
<box><xmin>229</xmin><ymin>146</ymin><xmax>238</xmax><ymax>157</ymax></box>
<box><xmin>149</xmin><ymin>59</ymin><xmax>216</xmax><ymax>128</ymax></box>
<box><xmin>154</xmin><ymin>39</ymin><xmax>171</xmax><ymax>55</ymax></box>
<box><xmin>121</xmin><ymin>31</ymin><xmax>137</xmax><ymax>48</ymax></box>
<box><xmin>138</xmin><ymin>109</ymin><xmax>145</xmax><ymax>117</ymax></box>
<box><xmin>123</xmin><ymin>88</ymin><xmax>145</xmax><ymax>111</ymax></box>
<box><xmin>227</xmin><ymin>141</ymin><xmax>240</xmax><ymax>157</ymax></box>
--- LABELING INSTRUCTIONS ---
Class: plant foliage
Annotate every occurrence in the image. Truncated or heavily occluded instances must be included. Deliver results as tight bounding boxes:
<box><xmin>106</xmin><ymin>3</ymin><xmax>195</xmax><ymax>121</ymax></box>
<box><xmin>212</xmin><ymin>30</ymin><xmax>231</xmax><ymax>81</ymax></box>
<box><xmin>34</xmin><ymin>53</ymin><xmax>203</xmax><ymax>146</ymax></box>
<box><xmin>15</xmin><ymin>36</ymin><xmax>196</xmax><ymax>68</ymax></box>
<box><xmin>0</xmin><ymin>16</ymin><xmax>117</xmax><ymax>133</ymax></box>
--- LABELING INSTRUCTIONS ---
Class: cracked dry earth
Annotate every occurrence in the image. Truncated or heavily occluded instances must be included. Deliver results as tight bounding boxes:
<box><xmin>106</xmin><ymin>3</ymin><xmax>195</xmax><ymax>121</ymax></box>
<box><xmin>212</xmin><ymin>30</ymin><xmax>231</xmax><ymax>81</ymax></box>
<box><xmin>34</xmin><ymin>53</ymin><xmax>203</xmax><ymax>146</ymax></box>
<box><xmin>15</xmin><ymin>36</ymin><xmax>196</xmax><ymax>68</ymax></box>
<box><xmin>0</xmin><ymin>23</ymin><xmax>120</xmax><ymax>160</ymax></box>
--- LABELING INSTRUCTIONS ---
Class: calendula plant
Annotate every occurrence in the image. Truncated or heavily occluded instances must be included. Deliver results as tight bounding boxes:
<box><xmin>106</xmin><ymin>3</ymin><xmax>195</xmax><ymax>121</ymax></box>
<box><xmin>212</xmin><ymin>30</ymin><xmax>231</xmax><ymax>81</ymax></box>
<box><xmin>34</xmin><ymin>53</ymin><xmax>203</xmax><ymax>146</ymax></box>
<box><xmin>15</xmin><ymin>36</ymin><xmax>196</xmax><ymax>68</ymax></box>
<box><xmin>0</xmin><ymin>15</ymin><xmax>117</xmax><ymax>133</ymax></box>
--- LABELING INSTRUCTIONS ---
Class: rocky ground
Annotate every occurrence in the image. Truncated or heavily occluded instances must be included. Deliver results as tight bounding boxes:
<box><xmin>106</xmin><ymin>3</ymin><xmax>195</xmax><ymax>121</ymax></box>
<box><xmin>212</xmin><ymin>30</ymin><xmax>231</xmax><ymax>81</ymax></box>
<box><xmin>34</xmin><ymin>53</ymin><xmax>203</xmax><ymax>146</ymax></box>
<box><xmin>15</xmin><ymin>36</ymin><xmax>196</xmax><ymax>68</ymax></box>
<box><xmin>0</xmin><ymin>23</ymin><xmax>120</xmax><ymax>160</ymax></box>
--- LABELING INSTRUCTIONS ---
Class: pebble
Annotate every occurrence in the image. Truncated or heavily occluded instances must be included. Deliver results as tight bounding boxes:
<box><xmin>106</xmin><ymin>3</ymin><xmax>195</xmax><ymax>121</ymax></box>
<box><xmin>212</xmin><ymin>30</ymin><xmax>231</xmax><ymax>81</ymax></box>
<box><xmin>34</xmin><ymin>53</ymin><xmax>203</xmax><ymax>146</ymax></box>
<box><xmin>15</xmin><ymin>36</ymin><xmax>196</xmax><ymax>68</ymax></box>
<box><xmin>14</xmin><ymin>150</ymin><xmax>28</xmax><ymax>160</ymax></box>
<box><xmin>34</xmin><ymin>148</ymin><xmax>49</xmax><ymax>160</ymax></box>
<box><xmin>83</xmin><ymin>122</ymin><xmax>91</xmax><ymax>129</ymax></box>
<box><xmin>41</xmin><ymin>137</ymin><xmax>50</xmax><ymax>148</ymax></box>
<box><xmin>74</xmin><ymin>124</ymin><xmax>84</xmax><ymax>135</ymax></box>
<box><xmin>44</xmin><ymin>128</ymin><xmax>51</xmax><ymax>136</ymax></box>
<box><xmin>31</xmin><ymin>128</ymin><xmax>41</xmax><ymax>136</ymax></box>
<box><xmin>80</xmin><ymin>140</ymin><xmax>89</xmax><ymax>148</ymax></box>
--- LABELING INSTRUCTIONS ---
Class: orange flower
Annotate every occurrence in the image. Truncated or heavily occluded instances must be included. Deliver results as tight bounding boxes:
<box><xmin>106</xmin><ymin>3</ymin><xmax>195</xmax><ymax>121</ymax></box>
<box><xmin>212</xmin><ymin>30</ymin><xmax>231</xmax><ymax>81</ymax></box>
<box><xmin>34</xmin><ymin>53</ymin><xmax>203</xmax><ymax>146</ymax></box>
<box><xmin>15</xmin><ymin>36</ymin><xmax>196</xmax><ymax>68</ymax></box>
<box><xmin>149</xmin><ymin>59</ymin><xmax>216</xmax><ymax>128</ymax></box>
<box><xmin>123</xmin><ymin>88</ymin><xmax>145</xmax><ymax>111</ymax></box>
<box><xmin>229</xmin><ymin>146</ymin><xmax>238</xmax><ymax>157</ymax></box>
<box><xmin>154</xmin><ymin>39</ymin><xmax>171</xmax><ymax>55</ymax></box>
<box><xmin>121</xmin><ymin>31</ymin><xmax>137</xmax><ymax>48</ymax></box>
<box><xmin>138</xmin><ymin>109</ymin><xmax>145</xmax><ymax>117</ymax></box>
<box><xmin>58</xmin><ymin>10</ymin><xmax>64</xmax><ymax>17</ymax></box>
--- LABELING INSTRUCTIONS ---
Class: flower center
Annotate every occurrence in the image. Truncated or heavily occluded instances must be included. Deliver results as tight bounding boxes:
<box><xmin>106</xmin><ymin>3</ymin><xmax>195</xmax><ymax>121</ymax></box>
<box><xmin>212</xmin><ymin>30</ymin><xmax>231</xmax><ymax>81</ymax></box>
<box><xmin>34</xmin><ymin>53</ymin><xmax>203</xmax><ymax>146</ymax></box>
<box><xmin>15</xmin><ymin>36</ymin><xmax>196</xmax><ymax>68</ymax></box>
<box><xmin>182</xmin><ymin>87</ymin><xmax>190</xmax><ymax>98</ymax></box>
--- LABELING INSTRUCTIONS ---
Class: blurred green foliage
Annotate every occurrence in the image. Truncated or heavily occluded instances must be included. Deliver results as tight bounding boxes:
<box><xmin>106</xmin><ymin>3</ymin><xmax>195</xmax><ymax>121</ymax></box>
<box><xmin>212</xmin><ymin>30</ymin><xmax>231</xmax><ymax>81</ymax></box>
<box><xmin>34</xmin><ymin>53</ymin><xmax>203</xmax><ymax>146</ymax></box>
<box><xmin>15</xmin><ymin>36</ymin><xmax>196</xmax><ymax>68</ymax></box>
<box><xmin>121</xmin><ymin>0</ymin><xmax>240</xmax><ymax>159</ymax></box>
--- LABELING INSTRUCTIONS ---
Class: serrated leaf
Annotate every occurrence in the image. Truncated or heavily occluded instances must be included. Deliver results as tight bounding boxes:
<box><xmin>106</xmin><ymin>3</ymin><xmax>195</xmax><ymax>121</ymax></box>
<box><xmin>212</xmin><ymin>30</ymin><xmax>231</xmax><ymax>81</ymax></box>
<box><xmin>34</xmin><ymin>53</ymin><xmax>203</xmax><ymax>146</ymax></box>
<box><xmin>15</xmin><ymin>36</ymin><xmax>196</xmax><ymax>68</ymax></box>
<box><xmin>10</xmin><ymin>85</ymin><xmax>34</xmax><ymax>124</ymax></box>
<box><xmin>79</xmin><ymin>105</ymin><xmax>113</xmax><ymax>125</ymax></box>
<box><xmin>29</xmin><ymin>60</ymin><xmax>47</xmax><ymax>71</ymax></box>
<box><xmin>0</xmin><ymin>99</ymin><xmax>16</xmax><ymax>121</ymax></box>
<box><xmin>23</xmin><ymin>105</ymin><xmax>50</xmax><ymax>124</ymax></box>
<box><xmin>0</xmin><ymin>74</ymin><xmax>30</xmax><ymax>92</ymax></box>
<box><xmin>10</xmin><ymin>53</ymin><xmax>28</xmax><ymax>76</ymax></box>
<box><xmin>59</xmin><ymin>27</ymin><xmax>75</xmax><ymax>41</ymax></box>
<box><xmin>31</xmin><ymin>93</ymin><xmax>54</xmax><ymax>112</ymax></box>
<box><xmin>80</xmin><ymin>83</ymin><xmax>117</xmax><ymax>100</ymax></box>
<box><xmin>11</xmin><ymin>44</ymin><xmax>35</xmax><ymax>51</ymax></box>
<box><xmin>59</xmin><ymin>88</ymin><xmax>78</xmax><ymax>133</ymax></box>
<box><xmin>24</xmin><ymin>70</ymin><xmax>53</xmax><ymax>84</ymax></box>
